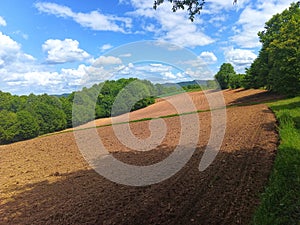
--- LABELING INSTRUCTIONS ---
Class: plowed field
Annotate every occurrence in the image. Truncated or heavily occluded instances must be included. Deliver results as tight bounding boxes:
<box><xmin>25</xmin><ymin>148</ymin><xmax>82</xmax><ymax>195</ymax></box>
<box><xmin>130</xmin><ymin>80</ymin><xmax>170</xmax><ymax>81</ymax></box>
<box><xmin>0</xmin><ymin>89</ymin><xmax>282</xmax><ymax>224</ymax></box>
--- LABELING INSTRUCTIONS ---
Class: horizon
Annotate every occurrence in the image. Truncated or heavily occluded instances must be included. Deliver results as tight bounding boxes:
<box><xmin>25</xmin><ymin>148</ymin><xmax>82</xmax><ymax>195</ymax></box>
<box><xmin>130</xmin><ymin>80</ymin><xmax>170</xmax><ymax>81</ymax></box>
<box><xmin>1</xmin><ymin>78</ymin><xmax>213</xmax><ymax>96</ymax></box>
<box><xmin>0</xmin><ymin>0</ymin><xmax>295</xmax><ymax>95</ymax></box>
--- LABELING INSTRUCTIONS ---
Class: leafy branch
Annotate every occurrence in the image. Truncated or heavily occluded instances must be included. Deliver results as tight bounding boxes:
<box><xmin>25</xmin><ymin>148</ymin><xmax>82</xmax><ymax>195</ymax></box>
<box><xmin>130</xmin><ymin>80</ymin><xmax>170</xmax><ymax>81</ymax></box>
<box><xmin>153</xmin><ymin>0</ymin><xmax>205</xmax><ymax>21</ymax></box>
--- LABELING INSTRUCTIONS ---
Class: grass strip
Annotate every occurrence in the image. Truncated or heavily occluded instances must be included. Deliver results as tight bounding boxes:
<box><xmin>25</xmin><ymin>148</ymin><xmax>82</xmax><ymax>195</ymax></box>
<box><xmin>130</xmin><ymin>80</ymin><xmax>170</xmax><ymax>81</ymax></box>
<box><xmin>252</xmin><ymin>96</ymin><xmax>300</xmax><ymax>225</ymax></box>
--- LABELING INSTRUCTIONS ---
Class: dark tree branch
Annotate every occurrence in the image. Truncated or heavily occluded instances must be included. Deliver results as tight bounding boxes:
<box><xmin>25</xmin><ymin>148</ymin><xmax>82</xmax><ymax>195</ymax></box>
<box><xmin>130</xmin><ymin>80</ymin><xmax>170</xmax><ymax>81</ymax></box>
<box><xmin>153</xmin><ymin>0</ymin><xmax>206</xmax><ymax>22</ymax></box>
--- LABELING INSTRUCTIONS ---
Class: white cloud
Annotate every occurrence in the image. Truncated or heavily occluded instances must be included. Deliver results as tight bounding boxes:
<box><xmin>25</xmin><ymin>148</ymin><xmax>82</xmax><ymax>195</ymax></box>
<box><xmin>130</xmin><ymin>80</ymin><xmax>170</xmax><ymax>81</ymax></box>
<box><xmin>230</xmin><ymin>1</ymin><xmax>294</xmax><ymax>48</ymax></box>
<box><xmin>161</xmin><ymin>71</ymin><xmax>186</xmax><ymax>81</ymax></box>
<box><xmin>224</xmin><ymin>47</ymin><xmax>257</xmax><ymax>73</ymax></box>
<box><xmin>203</xmin><ymin>0</ymin><xmax>251</xmax><ymax>14</ymax></box>
<box><xmin>209</xmin><ymin>15</ymin><xmax>227</xmax><ymax>24</ymax></box>
<box><xmin>0</xmin><ymin>32</ymin><xmax>22</xmax><ymax>68</ymax></box>
<box><xmin>128</xmin><ymin>0</ymin><xmax>214</xmax><ymax>48</ymax></box>
<box><xmin>100</xmin><ymin>44</ymin><xmax>113</xmax><ymax>52</ymax></box>
<box><xmin>0</xmin><ymin>16</ymin><xmax>6</xmax><ymax>26</ymax></box>
<box><xmin>0</xmin><ymin>32</ymin><xmax>126</xmax><ymax>94</ymax></box>
<box><xmin>0</xmin><ymin>32</ymin><xmax>86</xmax><ymax>94</ymax></box>
<box><xmin>0</xmin><ymin>38</ymin><xmax>62</xmax><ymax>94</ymax></box>
<box><xmin>114</xmin><ymin>61</ymin><xmax>194</xmax><ymax>83</ymax></box>
<box><xmin>199</xmin><ymin>52</ymin><xmax>218</xmax><ymax>64</ymax></box>
<box><xmin>42</xmin><ymin>39</ymin><xmax>90</xmax><ymax>64</ymax></box>
<box><xmin>0</xmin><ymin>31</ymin><xmax>121</xmax><ymax>94</ymax></box>
<box><xmin>35</xmin><ymin>2</ymin><xmax>132</xmax><ymax>33</ymax></box>
<box><xmin>93</xmin><ymin>56</ymin><xmax>122</xmax><ymax>66</ymax></box>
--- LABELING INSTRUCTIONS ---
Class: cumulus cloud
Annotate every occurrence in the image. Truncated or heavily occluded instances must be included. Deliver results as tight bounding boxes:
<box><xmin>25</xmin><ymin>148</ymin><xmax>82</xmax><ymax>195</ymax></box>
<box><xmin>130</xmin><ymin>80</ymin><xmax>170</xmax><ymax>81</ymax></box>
<box><xmin>0</xmin><ymin>32</ymin><xmax>88</xmax><ymax>94</ymax></box>
<box><xmin>93</xmin><ymin>56</ymin><xmax>122</xmax><ymax>66</ymax></box>
<box><xmin>203</xmin><ymin>0</ymin><xmax>251</xmax><ymax>14</ymax></box>
<box><xmin>224</xmin><ymin>47</ymin><xmax>257</xmax><ymax>72</ymax></box>
<box><xmin>230</xmin><ymin>1</ymin><xmax>294</xmax><ymax>48</ymax></box>
<box><xmin>0</xmin><ymin>32</ymin><xmax>123</xmax><ymax>94</ymax></box>
<box><xmin>128</xmin><ymin>0</ymin><xmax>214</xmax><ymax>48</ymax></box>
<box><xmin>42</xmin><ymin>39</ymin><xmax>90</xmax><ymax>64</ymax></box>
<box><xmin>0</xmin><ymin>16</ymin><xmax>7</xmax><ymax>26</ymax></box>
<box><xmin>0</xmin><ymin>32</ymin><xmax>22</xmax><ymax>68</ymax></box>
<box><xmin>35</xmin><ymin>2</ymin><xmax>132</xmax><ymax>33</ymax></box>
<box><xmin>199</xmin><ymin>52</ymin><xmax>218</xmax><ymax>64</ymax></box>
<box><xmin>0</xmin><ymin>32</ymin><xmax>66</xmax><ymax>94</ymax></box>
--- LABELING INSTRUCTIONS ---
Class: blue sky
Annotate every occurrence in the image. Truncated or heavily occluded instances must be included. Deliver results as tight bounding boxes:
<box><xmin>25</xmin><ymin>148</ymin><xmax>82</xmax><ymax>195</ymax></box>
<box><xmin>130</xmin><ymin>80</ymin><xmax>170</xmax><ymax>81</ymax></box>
<box><xmin>0</xmin><ymin>0</ymin><xmax>296</xmax><ymax>95</ymax></box>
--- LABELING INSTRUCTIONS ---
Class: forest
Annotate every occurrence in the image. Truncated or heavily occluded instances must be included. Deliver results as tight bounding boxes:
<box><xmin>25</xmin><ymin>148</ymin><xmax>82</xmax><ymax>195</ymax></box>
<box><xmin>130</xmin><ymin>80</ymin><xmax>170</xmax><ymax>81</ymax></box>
<box><xmin>215</xmin><ymin>2</ymin><xmax>300</xmax><ymax>96</ymax></box>
<box><xmin>1</xmin><ymin>3</ymin><xmax>299</xmax><ymax>144</ymax></box>
<box><xmin>0</xmin><ymin>78</ymin><xmax>202</xmax><ymax>144</ymax></box>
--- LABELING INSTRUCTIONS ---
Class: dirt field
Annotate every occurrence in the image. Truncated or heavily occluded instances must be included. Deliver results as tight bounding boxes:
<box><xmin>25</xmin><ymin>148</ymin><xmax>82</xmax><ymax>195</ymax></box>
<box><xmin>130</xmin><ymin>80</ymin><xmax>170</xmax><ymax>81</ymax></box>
<box><xmin>0</xmin><ymin>89</ymin><xmax>281</xmax><ymax>224</ymax></box>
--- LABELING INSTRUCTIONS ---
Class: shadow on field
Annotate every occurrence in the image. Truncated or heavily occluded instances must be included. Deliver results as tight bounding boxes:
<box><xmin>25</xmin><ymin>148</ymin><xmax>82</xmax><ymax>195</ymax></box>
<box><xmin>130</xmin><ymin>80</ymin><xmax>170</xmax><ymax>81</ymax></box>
<box><xmin>229</xmin><ymin>91</ymin><xmax>284</xmax><ymax>106</ymax></box>
<box><xmin>1</xmin><ymin>139</ymin><xmax>276</xmax><ymax>225</ymax></box>
<box><xmin>232</xmin><ymin>89</ymin><xmax>248</xmax><ymax>93</ymax></box>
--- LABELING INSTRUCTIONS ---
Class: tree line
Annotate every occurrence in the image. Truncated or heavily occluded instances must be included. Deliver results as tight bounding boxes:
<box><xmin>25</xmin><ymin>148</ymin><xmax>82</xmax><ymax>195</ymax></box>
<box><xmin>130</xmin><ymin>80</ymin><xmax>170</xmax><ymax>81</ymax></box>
<box><xmin>0</xmin><ymin>78</ymin><xmax>185</xmax><ymax>145</ymax></box>
<box><xmin>215</xmin><ymin>2</ymin><xmax>300</xmax><ymax>96</ymax></box>
<box><xmin>214</xmin><ymin>63</ymin><xmax>245</xmax><ymax>90</ymax></box>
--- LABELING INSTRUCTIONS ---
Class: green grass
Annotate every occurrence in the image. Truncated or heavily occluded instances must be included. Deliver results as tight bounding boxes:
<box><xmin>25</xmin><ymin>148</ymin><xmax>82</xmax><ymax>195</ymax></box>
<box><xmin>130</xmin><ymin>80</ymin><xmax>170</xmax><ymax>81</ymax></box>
<box><xmin>252</xmin><ymin>96</ymin><xmax>300</xmax><ymax>225</ymax></box>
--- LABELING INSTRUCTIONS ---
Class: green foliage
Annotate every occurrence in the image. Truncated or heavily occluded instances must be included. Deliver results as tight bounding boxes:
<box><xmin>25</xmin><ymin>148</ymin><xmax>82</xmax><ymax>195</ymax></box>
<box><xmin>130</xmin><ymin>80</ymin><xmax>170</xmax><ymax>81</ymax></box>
<box><xmin>229</xmin><ymin>74</ymin><xmax>245</xmax><ymax>89</ymax></box>
<box><xmin>33</xmin><ymin>103</ymin><xmax>67</xmax><ymax>134</ymax></box>
<box><xmin>0</xmin><ymin>110</ymin><xmax>18</xmax><ymax>144</ymax></box>
<box><xmin>253</xmin><ymin>96</ymin><xmax>300</xmax><ymax>224</ymax></box>
<box><xmin>155</xmin><ymin>83</ymin><xmax>183</xmax><ymax>97</ymax></box>
<box><xmin>60</xmin><ymin>97</ymin><xmax>73</xmax><ymax>127</ymax></box>
<box><xmin>153</xmin><ymin>0</ymin><xmax>205</xmax><ymax>21</ymax></box>
<box><xmin>206</xmin><ymin>80</ymin><xmax>218</xmax><ymax>89</ymax></box>
<box><xmin>182</xmin><ymin>84</ymin><xmax>202</xmax><ymax>91</ymax></box>
<box><xmin>247</xmin><ymin>2</ymin><xmax>300</xmax><ymax>96</ymax></box>
<box><xmin>133</xmin><ymin>97</ymin><xmax>155</xmax><ymax>110</ymax></box>
<box><xmin>72</xmin><ymin>87</ymin><xmax>98</xmax><ymax>126</ymax></box>
<box><xmin>24</xmin><ymin>94</ymin><xmax>67</xmax><ymax>134</ymax></box>
<box><xmin>0</xmin><ymin>78</ymin><xmax>193</xmax><ymax>144</ymax></box>
<box><xmin>15</xmin><ymin>110</ymin><xmax>40</xmax><ymax>141</ymax></box>
<box><xmin>0</xmin><ymin>91</ymin><xmax>68</xmax><ymax>144</ymax></box>
<box><xmin>112</xmin><ymin>80</ymin><xmax>155</xmax><ymax>116</ymax></box>
<box><xmin>214</xmin><ymin>63</ymin><xmax>237</xmax><ymax>89</ymax></box>
<box><xmin>68</xmin><ymin>78</ymin><xmax>159</xmax><ymax>126</ymax></box>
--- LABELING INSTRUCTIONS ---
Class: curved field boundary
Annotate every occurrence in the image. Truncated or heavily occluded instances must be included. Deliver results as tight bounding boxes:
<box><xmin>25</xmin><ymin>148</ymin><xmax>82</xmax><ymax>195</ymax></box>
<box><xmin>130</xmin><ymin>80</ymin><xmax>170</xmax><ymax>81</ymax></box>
<box><xmin>0</xmin><ymin>89</ymin><xmax>281</xmax><ymax>225</ymax></box>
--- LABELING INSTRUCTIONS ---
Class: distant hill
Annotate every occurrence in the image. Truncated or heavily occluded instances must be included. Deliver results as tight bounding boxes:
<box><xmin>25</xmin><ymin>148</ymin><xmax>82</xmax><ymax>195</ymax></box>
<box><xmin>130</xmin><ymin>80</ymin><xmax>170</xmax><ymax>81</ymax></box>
<box><xmin>51</xmin><ymin>80</ymin><xmax>211</xmax><ymax>98</ymax></box>
<box><xmin>51</xmin><ymin>93</ymin><xmax>70</xmax><ymax>98</ymax></box>
<box><xmin>161</xmin><ymin>80</ymin><xmax>209</xmax><ymax>88</ymax></box>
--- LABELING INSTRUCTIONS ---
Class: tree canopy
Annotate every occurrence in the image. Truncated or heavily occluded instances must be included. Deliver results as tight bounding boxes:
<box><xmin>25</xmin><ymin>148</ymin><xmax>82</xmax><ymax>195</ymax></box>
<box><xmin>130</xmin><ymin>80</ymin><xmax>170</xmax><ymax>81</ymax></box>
<box><xmin>0</xmin><ymin>78</ymin><xmax>190</xmax><ymax>145</ymax></box>
<box><xmin>214</xmin><ymin>63</ymin><xmax>246</xmax><ymax>90</ymax></box>
<box><xmin>245</xmin><ymin>2</ymin><xmax>300</xmax><ymax>96</ymax></box>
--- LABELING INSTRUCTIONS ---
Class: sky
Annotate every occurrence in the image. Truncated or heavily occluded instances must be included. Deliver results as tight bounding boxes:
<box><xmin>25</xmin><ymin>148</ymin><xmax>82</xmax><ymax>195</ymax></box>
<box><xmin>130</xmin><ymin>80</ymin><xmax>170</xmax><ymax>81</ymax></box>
<box><xmin>0</xmin><ymin>0</ymin><xmax>296</xmax><ymax>95</ymax></box>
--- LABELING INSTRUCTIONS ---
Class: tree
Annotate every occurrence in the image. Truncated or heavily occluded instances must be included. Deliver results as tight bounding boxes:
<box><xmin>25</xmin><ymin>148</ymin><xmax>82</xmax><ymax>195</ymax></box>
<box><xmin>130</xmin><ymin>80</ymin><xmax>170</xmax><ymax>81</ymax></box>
<box><xmin>229</xmin><ymin>74</ymin><xmax>245</xmax><ymax>89</ymax></box>
<box><xmin>214</xmin><ymin>63</ymin><xmax>236</xmax><ymax>89</ymax></box>
<box><xmin>15</xmin><ymin>110</ymin><xmax>40</xmax><ymax>141</ymax></box>
<box><xmin>247</xmin><ymin>2</ymin><xmax>300</xmax><ymax>95</ymax></box>
<box><xmin>0</xmin><ymin>78</ymin><xmax>159</xmax><ymax>144</ymax></box>
<box><xmin>24</xmin><ymin>94</ymin><xmax>67</xmax><ymax>134</ymax></box>
<box><xmin>153</xmin><ymin>0</ymin><xmax>205</xmax><ymax>21</ymax></box>
<box><xmin>267</xmin><ymin>11</ymin><xmax>300</xmax><ymax>95</ymax></box>
<box><xmin>0</xmin><ymin>110</ymin><xmax>18</xmax><ymax>144</ymax></box>
<box><xmin>60</xmin><ymin>96</ymin><xmax>73</xmax><ymax>127</ymax></box>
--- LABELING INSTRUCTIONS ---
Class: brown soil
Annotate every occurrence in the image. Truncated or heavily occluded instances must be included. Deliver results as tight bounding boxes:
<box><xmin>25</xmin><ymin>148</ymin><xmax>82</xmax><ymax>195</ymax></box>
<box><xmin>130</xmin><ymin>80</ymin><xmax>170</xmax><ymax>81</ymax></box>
<box><xmin>74</xmin><ymin>88</ymin><xmax>282</xmax><ymax>129</ymax></box>
<box><xmin>0</xmin><ymin>89</ymin><xmax>280</xmax><ymax>225</ymax></box>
